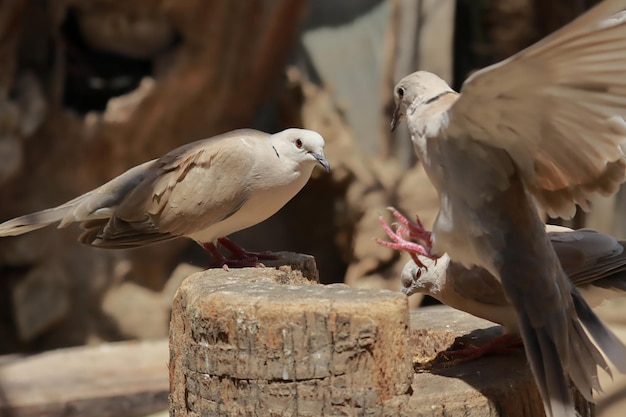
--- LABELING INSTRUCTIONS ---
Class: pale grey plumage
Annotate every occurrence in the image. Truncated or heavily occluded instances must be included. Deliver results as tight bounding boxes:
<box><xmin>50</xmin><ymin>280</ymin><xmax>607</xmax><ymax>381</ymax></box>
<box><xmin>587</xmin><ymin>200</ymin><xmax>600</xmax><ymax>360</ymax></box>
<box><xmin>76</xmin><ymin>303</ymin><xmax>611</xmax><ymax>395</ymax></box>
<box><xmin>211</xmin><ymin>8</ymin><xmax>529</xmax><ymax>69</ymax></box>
<box><xmin>402</xmin><ymin>227</ymin><xmax>626</xmax><ymax>400</ymax></box>
<box><xmin>402</xmin><ymin>227</ymin><xmax>626</xmax><ymax>329</ymax></box>
<box><xmin>392</xmin><ymin>1</ymin><xmax>626</xmax><ymax>416</ymax></box>
<box><xmin>0</xmin><ymin>128</ymin><xmax>329</xmax><ymax>253</ymax></box>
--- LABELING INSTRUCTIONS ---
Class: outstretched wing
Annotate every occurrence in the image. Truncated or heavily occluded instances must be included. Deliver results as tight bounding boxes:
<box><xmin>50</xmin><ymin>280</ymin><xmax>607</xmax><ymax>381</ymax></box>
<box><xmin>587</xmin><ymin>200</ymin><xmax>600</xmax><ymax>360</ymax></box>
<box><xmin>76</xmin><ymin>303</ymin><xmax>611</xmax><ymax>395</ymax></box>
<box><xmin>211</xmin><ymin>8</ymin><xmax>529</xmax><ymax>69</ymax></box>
<box><xmin>448</xmin><ymin>0</ymin><xmax>626</xmax><ymax>218</ymax></box>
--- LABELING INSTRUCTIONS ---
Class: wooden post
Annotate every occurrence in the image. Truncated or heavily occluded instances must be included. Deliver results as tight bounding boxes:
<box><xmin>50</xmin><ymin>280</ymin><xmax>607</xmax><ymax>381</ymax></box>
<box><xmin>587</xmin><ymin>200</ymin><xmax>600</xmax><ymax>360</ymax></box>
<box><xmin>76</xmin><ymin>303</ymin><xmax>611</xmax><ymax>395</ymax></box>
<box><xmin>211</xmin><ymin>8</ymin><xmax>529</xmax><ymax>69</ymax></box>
<box><xmin>168</xmin><ymin>254</ymin><xmax>412</xmax><ymax>416</ymax></box>
<box><xmin>168</xmin><ymin>254</ymin><xmax>594</xmax><ymax>416</ymax></box>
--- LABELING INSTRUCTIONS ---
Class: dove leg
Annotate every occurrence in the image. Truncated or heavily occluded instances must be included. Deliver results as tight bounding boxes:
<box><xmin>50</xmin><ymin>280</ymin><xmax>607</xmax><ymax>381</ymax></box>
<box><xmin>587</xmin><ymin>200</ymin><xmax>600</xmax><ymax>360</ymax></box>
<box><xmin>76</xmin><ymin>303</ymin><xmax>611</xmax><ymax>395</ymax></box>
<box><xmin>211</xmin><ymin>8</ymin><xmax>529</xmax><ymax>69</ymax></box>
<box><xmin>201</xmin><ymin>242</ymin><xmax>265</xmax><ymax>270</ymax></box>
<box><xmin>217</xmin><ymin>237</ymin><xmax>280</xmax><ymax>261</ymax></box>
<box><xmin>201</xmin><ymin>242</ymin><xmax>230</xmax><ymax>270</ymax></box>
<box><xmin>375</xmin><ymin>208</ymin><xmax>437</xmax><ymax>268</ymax></box>
<box><xmin>439</xmin><ymin>333</ymin><xmax>523</xmax><ymax>363</ymax></box>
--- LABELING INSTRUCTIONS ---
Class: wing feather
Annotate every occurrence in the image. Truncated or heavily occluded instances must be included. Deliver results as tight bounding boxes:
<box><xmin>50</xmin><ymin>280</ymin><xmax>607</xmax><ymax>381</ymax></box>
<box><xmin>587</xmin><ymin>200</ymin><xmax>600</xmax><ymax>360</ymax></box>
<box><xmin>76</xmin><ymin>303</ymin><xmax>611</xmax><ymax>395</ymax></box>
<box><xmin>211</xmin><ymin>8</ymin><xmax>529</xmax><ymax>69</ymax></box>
<box><xmin>86</xmin><ymin>129</ymin><xmax>264</xmax><ymax>245</ymax></box>
<box><xmin>448</xmin><ymin>0</ymin><xmax>626</xmax><ymax>218</ymax></box>
<box><xmin>551</xmin><ymin>229</ymin><xmax>626</xmax><ymax>287</ymax></box>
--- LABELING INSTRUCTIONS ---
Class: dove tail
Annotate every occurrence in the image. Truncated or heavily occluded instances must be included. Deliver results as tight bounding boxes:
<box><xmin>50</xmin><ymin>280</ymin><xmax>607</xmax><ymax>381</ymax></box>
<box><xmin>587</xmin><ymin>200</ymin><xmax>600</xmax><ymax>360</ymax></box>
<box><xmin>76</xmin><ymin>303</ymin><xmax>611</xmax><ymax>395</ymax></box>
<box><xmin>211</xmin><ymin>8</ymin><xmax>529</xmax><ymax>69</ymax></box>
<box><xmin>523</xmin><ymin>286</ymin><xmax>626</xmax><ymax>417</ymax></box>
<box><xmin>0</xmin><ymin>205</ymin><xmax>76</xmax><ymax>237</ymax></box>
<box><xmin>518</xmin><ymin>307</ymin><xmax>610</xmax><ymax>417</ymax></box>
<box><xmin>518</xmin><ymin>312</ymin><xmax>576</xmax><ymax>417</ymax></box>
<box><xmin>572</xmin><ymin>288</ymin><xmax>626</xmax><ymax>373</ymax></box>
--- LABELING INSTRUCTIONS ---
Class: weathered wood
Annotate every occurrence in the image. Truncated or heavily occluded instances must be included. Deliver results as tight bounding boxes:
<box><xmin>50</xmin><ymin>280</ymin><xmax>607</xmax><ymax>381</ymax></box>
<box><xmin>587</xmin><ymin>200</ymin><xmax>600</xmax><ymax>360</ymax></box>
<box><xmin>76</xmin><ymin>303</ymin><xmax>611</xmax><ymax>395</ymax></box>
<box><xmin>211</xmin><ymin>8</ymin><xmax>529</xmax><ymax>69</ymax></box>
<box><xmin>261</xmin><ymin>251</ymin><xmax>320</xmax><ymax>283</ymax></box>
<box><xmin>169</xmin><ymin>263</ymin><xmax>594</xmax><ymax>416</ymax></box>
<box><xmin>169</xmin><ymin>265</ymin><xmax>413</xmax><ymax>416</ymax></box>
<box><xmin>406</xmin><ymin>307</ymin><xmax>593</xmax><ymax>417</ymax></box>
<box><xmin>0</xmin><ymin>340</ymin><xmax>169</xmax><ymax>417</ymax></box>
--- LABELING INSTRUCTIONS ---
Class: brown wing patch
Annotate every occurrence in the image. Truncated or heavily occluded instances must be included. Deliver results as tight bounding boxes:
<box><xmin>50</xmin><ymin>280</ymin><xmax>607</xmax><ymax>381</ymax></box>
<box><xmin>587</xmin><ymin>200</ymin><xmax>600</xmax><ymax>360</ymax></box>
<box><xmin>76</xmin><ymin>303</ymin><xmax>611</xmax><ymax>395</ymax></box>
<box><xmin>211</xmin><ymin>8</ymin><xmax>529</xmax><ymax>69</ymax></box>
<box><xmin>78</xmin><ymin>217</ymin><xmax>176</xmax><ymax>248</ymax></box>
<box><xmin>530</xmin><ymin>156</ymin><xmax>626</xmax><ymax>218</ymax></box>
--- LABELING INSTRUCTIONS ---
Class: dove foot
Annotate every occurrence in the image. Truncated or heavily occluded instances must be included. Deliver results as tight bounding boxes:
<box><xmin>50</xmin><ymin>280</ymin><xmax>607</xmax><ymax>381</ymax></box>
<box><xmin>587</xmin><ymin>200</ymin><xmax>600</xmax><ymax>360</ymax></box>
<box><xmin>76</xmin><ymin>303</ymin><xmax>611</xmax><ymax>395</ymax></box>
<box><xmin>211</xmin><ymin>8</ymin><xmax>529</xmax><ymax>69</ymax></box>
<box><xmin>217</xmin><ymin>237</ymin><xmax>281</xmax><ymax>261</ymax></box>
<box><xmin>375</xmin><ymin>207</ymin><xmax>437</xmax><ymax>268</ymax></box>
<box><xmin>201</xmin><ymin>238</ymin><xmax>282</xmax><ymax>270</ymax></box>
<box><xmin>439</xmin><ymin>333</ymin><xmax>523</xmax><ymax>363</ymax></box>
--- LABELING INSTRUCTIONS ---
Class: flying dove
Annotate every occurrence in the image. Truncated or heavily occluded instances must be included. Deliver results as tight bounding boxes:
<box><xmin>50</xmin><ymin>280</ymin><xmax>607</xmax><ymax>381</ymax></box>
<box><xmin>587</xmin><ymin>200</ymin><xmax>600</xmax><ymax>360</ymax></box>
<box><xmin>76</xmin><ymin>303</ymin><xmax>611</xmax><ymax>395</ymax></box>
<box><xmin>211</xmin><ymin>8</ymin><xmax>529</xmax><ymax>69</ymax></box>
<box><xmin>0</xmin><ymin>128</ymin><xmax>330</xmax><ymax>268</ymax></box>
<box><xmin>385</xmin><ymin>1</ymin><xmax>626</xmax><ymax>416</ymax></box>
<box><xmin>400</xmin><ymin>225</ymin><xmax>626</xmax><ymax>360</ymax></box>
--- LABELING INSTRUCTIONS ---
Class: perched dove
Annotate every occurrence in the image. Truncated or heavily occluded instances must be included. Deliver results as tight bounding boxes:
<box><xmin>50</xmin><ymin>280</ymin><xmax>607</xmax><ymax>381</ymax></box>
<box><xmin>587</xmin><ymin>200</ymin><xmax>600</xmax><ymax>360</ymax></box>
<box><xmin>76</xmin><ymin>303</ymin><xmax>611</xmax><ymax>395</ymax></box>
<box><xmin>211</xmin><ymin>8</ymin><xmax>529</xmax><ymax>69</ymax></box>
<box><xmin>385</xmin><ymin>1</ymin><xmax>626</xmax><ymax>416</ymax></box>
<box><xmin>401</xmin><ymin>226</ymin><xmax>626</xmax><ymax>342</ymax></box>
<box><xmin>0</xmin><ymin>128</ymin><xmax>330</xmax><ymax>267</ymax></box>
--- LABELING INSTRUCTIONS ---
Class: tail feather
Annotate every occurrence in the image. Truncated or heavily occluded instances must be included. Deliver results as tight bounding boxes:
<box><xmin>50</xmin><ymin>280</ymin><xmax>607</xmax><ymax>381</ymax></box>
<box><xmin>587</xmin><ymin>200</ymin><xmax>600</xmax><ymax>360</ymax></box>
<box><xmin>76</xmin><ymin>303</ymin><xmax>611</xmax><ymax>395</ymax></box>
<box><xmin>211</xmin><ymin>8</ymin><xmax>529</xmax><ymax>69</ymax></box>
<box><xmin>568</xmin><ymin>318</ymin><xmax>607</xmax><ymax>397</ymax></box>
<box><xmin>520</xmin><ymin>315</ymin><xmax>572</xmax><ymax>417</ymax></box>
<box><xmin>515</xmin><ymin>281</ymin><xmax>615</xmax><ymax>417</ymax></box>
<box><xmin>0</xmin><ymin>205</ymin><xmax>76</xmax><ymax>236</ymax></box>
<box><xmin>525</xmin><ymin>286</ymin><xmax>626</xmax><ymax>417</ymax></box>
<box><xmin>0</xmin><ymin>160</ymin><xmax>154</xmax><ymax>239</ymax></box>
<box><xmin>572</xmin><ymin>288</ymin><xmax>626</xmax><ymax>373</ymax></box>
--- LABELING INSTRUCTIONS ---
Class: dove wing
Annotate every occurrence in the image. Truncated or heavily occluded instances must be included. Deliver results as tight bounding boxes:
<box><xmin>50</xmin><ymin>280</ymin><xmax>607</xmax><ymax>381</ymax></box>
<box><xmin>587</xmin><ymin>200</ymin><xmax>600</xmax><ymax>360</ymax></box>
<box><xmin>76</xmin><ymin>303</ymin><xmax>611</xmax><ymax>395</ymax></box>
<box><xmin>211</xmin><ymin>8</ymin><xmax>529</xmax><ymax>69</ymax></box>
<box><xmin>83</xmin><ymin>130</ymin><xmax>262</xmax><ymax>247</ymax></box>
<box><xmin>551</xmin><ymin>229</ymin><xmax>626</xmax><ymax>287</ymax></box>
<box><xmin>447</xmin><ymin>0</ymin><xmax>626</xmax><ymax>218</ymax></box>
<box><xmin>449</xmin><ymin>262</ymin><xmax>510</xmax><ymax>307</ymax></box>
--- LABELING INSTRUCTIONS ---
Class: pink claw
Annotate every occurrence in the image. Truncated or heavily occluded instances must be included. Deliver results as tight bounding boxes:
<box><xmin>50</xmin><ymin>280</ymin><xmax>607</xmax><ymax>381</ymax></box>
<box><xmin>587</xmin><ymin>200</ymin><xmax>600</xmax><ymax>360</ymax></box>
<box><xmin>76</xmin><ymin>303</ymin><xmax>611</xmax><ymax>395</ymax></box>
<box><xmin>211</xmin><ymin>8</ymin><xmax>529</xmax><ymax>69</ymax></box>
<box><xmin>388</xmin><ymin>207</ymin><xmax>432</xmax><ymax>247</ymax></box>
<box><xmin>375</xmin><ymin>208</ymin><xmax>438</xmax><ymax>269</ymax></box>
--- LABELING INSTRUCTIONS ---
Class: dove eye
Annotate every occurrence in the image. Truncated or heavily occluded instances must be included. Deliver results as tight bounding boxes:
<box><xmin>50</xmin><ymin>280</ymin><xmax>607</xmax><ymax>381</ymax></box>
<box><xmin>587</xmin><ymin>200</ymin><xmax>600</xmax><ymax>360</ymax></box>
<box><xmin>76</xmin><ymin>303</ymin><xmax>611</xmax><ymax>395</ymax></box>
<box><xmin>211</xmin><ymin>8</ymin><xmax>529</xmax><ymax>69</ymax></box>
<box><xmin>295</xmin><ymin>138</ymin><xmax>303</xmax><ymax>148</ymax></box>
<box><xmin>397</xmin><ymin>87</ymin><xmax>405</xmax><ymax>98</ymax></box>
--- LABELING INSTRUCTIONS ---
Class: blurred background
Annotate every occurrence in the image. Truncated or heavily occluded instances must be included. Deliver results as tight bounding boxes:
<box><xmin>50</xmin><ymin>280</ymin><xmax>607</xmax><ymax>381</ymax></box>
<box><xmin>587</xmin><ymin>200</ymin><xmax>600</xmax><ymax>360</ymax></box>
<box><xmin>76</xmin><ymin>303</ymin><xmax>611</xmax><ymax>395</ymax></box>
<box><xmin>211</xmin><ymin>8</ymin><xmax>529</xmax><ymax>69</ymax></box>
<box><xmin>1</xmin><ymin>0</ymin><xmax>625</xmax><ymax>416</ymax></box>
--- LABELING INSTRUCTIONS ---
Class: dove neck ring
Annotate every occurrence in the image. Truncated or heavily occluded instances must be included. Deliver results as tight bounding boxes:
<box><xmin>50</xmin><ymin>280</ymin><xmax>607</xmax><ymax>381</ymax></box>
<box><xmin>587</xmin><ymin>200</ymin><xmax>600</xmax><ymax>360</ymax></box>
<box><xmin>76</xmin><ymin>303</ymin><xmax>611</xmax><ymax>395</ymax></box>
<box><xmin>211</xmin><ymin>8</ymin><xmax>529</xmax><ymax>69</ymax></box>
<box><xmin>424</xmin><ymin>90</ymin><xmax>455</xmax><ymax>105</ymax></box>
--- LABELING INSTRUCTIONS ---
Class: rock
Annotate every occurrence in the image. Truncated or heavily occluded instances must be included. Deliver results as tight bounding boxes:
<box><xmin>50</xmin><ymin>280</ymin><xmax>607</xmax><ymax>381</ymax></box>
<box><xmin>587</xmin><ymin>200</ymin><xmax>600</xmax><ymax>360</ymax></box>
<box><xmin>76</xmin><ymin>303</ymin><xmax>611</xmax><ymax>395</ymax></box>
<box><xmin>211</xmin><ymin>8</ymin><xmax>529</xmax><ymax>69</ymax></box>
<box><xmin>0</xmin><ymin>135</ymin><xmax>22</xmax><ymax>185</ymax></box>
<box><xmin>101</xmin><ymin>281</ymin><xmax>169</xmax><ymax>340</ymax></box>
<box><xmin>12</xmin><ymin>260</ymin><xmax>70</xmax><ymax>342</ymax></box>
<box><xmin>163</xmin><ymin>263</ymin><xmax>203</xmax><ymax>306</ymax></box>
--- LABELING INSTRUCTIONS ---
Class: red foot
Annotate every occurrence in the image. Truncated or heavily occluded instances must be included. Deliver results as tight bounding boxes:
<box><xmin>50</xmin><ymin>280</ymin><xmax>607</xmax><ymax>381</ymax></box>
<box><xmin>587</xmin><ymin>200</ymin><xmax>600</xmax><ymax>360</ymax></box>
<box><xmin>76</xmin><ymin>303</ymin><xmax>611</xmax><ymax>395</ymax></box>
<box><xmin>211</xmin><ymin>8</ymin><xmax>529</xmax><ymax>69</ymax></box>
<box><xmin>375</xmin><ymin>207</ymin><xmax>437</xmax><ymax>268</ymax></box>
<box><xmin>217</xmin><ymin>237</ymin><xmax>280</xmax><ymax>261</ymax></box>
<box><xmin>201</xmin><ymin>238</ymin><xmax>281</xmax><ymax>270</ymax></box>
<box><xmin>439</xmin><ymin>334</ymin><xmax>523</xmax><ymax>363</ymax></box>
<box><xmin>389</xmin><ymin>207</ymin><xmax>432</xmax><ymax>244</ymax></box>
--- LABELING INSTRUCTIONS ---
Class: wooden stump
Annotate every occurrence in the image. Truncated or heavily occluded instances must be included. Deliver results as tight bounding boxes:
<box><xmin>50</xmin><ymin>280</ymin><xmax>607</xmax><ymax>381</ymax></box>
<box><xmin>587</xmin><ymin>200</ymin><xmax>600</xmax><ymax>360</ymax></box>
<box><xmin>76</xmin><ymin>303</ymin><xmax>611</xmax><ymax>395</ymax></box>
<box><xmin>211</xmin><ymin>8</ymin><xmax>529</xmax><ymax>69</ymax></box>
<box><xmin>168</xmin><ymin>257</ymin><xmax>412</xmax><ymax>416</ymax></box>
<box><xmin>169</xmin><ymin>254</ymin><xmax>594</xmax><ymax>417</ymax></box>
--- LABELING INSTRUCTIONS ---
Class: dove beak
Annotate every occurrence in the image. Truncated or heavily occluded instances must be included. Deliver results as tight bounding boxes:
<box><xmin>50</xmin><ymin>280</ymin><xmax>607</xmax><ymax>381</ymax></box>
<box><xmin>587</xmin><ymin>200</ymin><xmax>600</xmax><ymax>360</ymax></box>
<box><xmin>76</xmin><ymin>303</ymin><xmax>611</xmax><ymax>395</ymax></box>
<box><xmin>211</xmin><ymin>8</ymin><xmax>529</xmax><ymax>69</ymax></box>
<box><xmin>312</xmin><ymin>153</ymin><xmax>331</xmax><ymax>172</ymax></box>
<box><xmin>390</xmin><ymin>105</ymin><xmax>403</xmax><ymax>132</ymax></box>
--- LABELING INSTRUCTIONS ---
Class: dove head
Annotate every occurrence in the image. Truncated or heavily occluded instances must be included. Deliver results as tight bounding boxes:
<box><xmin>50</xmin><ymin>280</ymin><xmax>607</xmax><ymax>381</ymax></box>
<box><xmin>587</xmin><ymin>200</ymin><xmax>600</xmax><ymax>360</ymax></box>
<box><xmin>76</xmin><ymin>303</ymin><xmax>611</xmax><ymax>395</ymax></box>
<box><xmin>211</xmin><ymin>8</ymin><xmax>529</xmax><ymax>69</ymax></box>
<box><xmin>391</xmin><ymin>71</ymin><xmax>455</xmax><ymax>131</ymax></box>
<box><xmin>272</xmin><ymin>128</ymin><xmax>330</xmax><ymax>173</ymax></box>
<box><xmin>400</xmin><ymin>255</ymin><xmax>449</xmax><ymax>297</ymax></box>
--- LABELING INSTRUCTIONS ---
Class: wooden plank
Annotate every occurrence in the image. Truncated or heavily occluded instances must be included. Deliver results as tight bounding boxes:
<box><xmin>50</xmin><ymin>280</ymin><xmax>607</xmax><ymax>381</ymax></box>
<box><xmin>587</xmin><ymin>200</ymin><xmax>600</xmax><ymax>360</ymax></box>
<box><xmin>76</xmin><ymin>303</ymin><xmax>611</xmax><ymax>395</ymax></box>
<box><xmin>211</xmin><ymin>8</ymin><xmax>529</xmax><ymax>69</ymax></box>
<box><xmin>0</xmin><ymin>340</ymin><xmax>168</xmax><ymax>417</ymax></box>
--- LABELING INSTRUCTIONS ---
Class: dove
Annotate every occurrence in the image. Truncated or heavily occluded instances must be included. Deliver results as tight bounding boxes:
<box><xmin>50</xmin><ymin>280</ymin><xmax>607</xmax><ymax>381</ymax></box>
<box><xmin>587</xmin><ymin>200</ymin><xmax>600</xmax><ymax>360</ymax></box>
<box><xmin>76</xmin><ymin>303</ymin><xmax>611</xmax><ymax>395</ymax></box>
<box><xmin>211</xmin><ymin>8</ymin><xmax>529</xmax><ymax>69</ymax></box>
<box><xmin>0</xmin><ymin>128</ymin><xmax>330</xmax><ymax>268</ymax></box>
<box><xmin>399</xmin><ymin>226</ymin><xmax>626</xmax><ymax>359</ymax></box>
<box><xmin>385</xmin><ymin>1</ymin><xmax>626</xmax><ymax>416</ymax></box>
